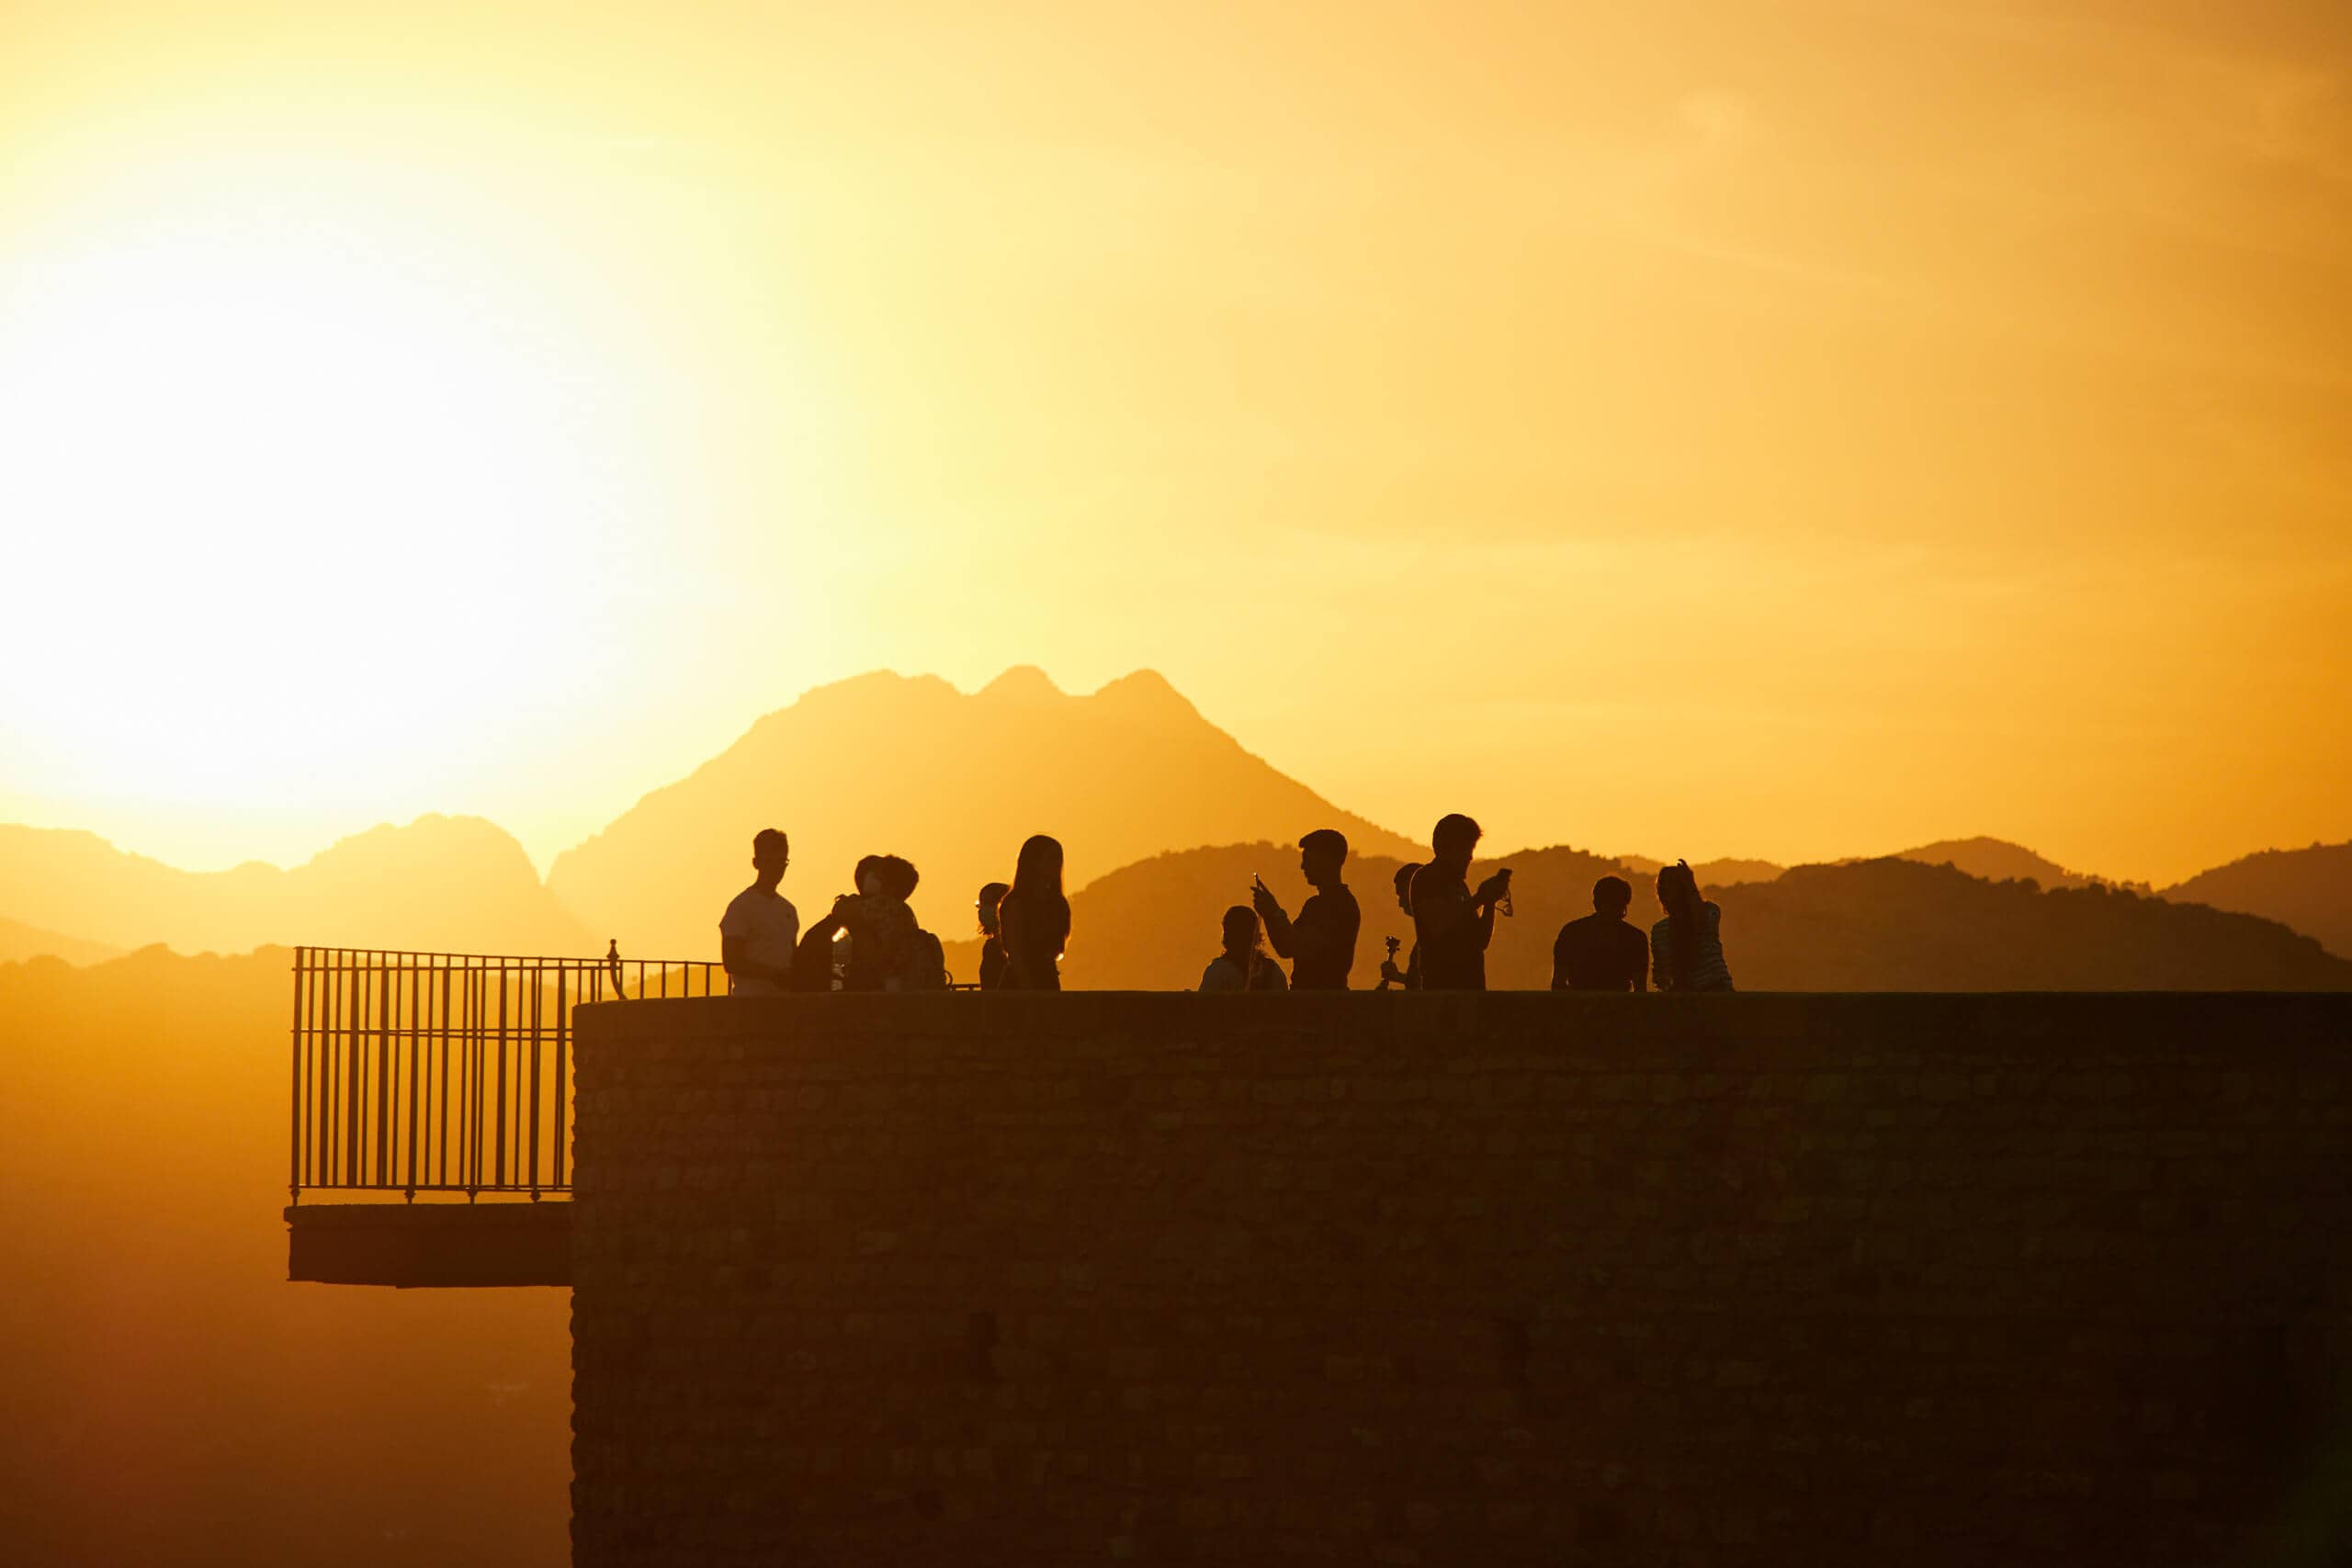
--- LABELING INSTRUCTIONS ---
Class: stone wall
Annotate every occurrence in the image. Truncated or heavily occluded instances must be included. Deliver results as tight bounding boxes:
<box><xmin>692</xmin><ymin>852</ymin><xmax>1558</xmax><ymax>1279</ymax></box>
<box><xmin>571</xmin><ymin>993</ymin><xmax>2352</xmax><ymax>1566</ymax></box>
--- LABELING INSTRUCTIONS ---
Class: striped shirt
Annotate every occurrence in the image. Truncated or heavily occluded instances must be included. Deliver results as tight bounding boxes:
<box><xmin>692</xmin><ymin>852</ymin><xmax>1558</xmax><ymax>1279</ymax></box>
<box><xmin>1650</xmin><ymin>902</ymin><xmax>1736</xmax><ymax>993</ymax></box>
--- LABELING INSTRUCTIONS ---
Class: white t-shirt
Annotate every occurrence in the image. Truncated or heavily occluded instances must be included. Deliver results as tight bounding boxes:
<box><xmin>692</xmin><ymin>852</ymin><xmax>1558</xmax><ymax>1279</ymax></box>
<box><xmin>720</xmin><ymin>885</ymin><xmax>800</xmax><ymax>996</ymax></box>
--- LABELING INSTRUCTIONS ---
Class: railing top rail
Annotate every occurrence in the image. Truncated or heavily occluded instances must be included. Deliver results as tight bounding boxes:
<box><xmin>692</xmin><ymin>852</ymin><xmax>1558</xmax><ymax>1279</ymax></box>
<box><xmin>293</xmin><ymin>945</ymin><xmax>716</xmax><ymax>966</ymax></box>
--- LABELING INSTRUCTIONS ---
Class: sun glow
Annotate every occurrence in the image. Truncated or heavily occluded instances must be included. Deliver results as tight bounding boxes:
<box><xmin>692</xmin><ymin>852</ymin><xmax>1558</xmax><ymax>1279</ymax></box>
<box><xmin>0</xmin><ymin>152</ymin><xmax>687</xmax><ymax>816</ymax></box>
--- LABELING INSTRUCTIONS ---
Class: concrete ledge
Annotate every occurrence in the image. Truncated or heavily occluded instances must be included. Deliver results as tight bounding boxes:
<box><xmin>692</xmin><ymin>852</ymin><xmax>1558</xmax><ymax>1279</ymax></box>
<box><xmin>286</xmin><ymin>1201</ymin><xmax>571</xmax><ymax>1288</ymax></box>
<box><xmin>570</xmin><ymin>990</ymin><xmax>2352</xmax><ymax>1566</ymax></box>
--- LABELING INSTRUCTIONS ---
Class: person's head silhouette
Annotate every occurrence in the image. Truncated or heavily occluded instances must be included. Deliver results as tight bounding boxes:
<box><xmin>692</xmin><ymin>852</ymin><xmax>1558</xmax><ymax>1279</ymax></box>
<box><xmin>1221</xmin><ymin>905</ymin><xmax>1262</xmax><ymax>962</ymax></box>
<box><xmin>1592</xmin><ymin>875</ymin><xmax>1633</xmax><ymax>919</ymax></box>
<box><xmin>1297</xmin><ymin>829</ymin><xmax>1348</xmax><ymax>888</ymax></box>
<box><xmin>1431</xmin><ymin>814</ymin><xmax>1482</xmax><ymax>874</ymax></box>
<box><xmin>1656</xmin><ymin>860</ymin><xmax>1701</xmax><ymax>917</ymax></box>
<box><xmin>880</xmin><ymin>855</ymin><xmax>919</xmax><ymax>901</ymax></box>
<box><xmin>1013</xmin><ymin>834</ymin><xmax>1065</xmax><ymax>897</ymax></box>
<box><xmin>752</xmin><ymin>829</ymin><xmax>789</xmax><ymax>889</ymax></box>
<box><xmin>1392</xmin><ymin>862</ymin><xmax>1420</xmax><ymax>915</ymax></box>
<box><xmin>853</xmin><ymin>854</ymin><xmax>886</xmax><ymax>897</ymax></box>
<box><xmin>977</xmin><ymin>881</ymin><xmax>1010</xmax><ymax>936</ymax></box>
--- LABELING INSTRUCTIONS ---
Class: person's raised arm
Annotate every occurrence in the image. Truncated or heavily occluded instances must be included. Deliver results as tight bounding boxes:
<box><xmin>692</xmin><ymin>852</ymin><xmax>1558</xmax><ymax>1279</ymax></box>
<box><xmin>1469</xmin><ymin>871</ymin><xmax>1508</xmax><ymax>953</ymax></box>
<box><xmin>1251</xmin><ymin>880</ymin><xmax>1295</xmax><ymax>958</ymax></box>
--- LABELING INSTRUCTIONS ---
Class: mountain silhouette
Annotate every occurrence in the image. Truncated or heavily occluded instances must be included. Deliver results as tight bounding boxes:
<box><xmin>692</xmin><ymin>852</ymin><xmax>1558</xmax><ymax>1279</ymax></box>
<box><xmin>0</xmin><ymin>816</ymin><xmax>587</xmax><ymax>956</ymax></box>
<box><xmin>546</xmin><ymin>668</ymin><xmax>1421</xmax><ymax>955</ymax></box>
<box><xmin>944</xmin><ymin>845</ymin><xmax>2352</xmax><ymax>991</ymax></box>
<box><xmin>1876</xmin><ymin>836</ymin><xmax>2096</xmax><ymax>890</ymax></box>
<box><xmin>1617</xmin><ymin>853</ymin><xmax>1786</xmax><ymax>887</ymax></box>
<box><xmin>1717</xmin><ymin>858</ymin><xmax>2347</xmax><ymax>989</ymax></box>
<box><xmin>0</xmin><ymin>914</ymin><xmax>119</xmax><ymax>966</ymax></box>
<box><xmin>2163</xmin><ymin>841</ymin><xmax>2352</xmax><ymax>959</ymax></box>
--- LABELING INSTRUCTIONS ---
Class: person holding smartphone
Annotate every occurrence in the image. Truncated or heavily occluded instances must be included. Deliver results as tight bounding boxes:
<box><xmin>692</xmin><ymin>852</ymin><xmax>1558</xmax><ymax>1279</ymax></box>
<box><xmin>1250</xmin><ymin>829</ymin><xmax>1362</xmax><ymax>989</ymax></box>
<box><xmin>1408</xmin><ymin>813</ymin><xmax>1511</xmax><ymax>991</ymax></box>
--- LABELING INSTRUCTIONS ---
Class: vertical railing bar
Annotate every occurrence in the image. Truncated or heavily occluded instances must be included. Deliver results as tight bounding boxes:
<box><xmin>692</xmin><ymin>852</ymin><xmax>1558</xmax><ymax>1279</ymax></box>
<box><xmin>527</xmin><ymin>961</ymin><xmax>544</xmax><ymax>1196</ymax></box>
<box><xmin>464</xmin><ymin>961</ymin><xmax>479</xmax><ymax>1197</ymax></box>
<box><xmin>313</xmin><ymin>954</ymin><xmax>328</xmax><ymax>1189</ymax></box>
<box><xmin>438</xmin><ymin>960</ymin><xmax>452</xmax><ymax>1189</ymax></box>
<box><xmin>493</xmin><ymin>964</ymin><xmax>508</xmax><ymax>1192</ymax></box>
<box><xmin>552</xmin><ymin>964</ymin><xmax>568</xmax><ymax>1192</ymax></box>
<box><xmin>322</xmin><ymin>951</ymin><xmax>339</xmax><ymax>1190</ymax></box>
<box><xmin>374</xmin><ymin>952</ymin><xmax>390</xmax><ymax>1187</ymax></box>
<box><xmin>345</xmin><ymin>955</ymin><xmax>363</xmax><ymax>1187</ymax></box>
<box><xmin>405</xmin><ymin>957</ymin><xmax>421</xmax><ymax>1199</ymax></box>
<box><xmin>472</xmin><ymin>962</ymin><xmax>483</xmax><ymax>1194</ymax></box>
<box><xmin>289</xmin><ymin>947</ymin><xmax>307</xmax><ymax>1203</ymax></box>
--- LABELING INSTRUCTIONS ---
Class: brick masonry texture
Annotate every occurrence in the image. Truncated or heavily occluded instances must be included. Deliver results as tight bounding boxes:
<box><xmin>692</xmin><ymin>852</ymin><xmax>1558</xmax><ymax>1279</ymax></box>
<box><xmin>571</xmin><ymin>993</ymin><xmax>2352</xmax><ymax>1566</ymax></box>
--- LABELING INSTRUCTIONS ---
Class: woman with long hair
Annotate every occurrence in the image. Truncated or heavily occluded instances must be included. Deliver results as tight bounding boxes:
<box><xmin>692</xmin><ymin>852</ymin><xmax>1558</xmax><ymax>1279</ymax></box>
<box><xmin>997</xmin><ymin>834</ymin><xmax>1071</xmax><ymax>990</ymax></box>
<box><xmin>1650</xmin><ymin>860</ymin><xmax>1736</xmax><ymax>992</ymax></box>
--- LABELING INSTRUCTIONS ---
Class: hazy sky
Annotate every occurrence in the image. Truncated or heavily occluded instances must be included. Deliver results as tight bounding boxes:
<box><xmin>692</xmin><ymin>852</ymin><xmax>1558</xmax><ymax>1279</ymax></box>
<box><xmin>4</xmin><ymin>0</ymin><xmax>2347</xmax><ymax>885</ymax></box>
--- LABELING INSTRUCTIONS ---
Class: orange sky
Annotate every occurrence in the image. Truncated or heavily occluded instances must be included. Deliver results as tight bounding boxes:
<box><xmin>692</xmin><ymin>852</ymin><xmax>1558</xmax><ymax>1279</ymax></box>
<box><xmin>3</xmin><ymin>0</ymin><xmax>2347</xmax><ymax>886</ymax></box>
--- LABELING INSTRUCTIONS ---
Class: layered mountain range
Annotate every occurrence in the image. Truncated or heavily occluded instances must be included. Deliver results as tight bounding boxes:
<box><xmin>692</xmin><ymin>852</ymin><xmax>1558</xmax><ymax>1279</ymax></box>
<box><xmin>3</xmin><ymin>668</ymin><xmax>2346</xmax><ymax>984</ymax></box>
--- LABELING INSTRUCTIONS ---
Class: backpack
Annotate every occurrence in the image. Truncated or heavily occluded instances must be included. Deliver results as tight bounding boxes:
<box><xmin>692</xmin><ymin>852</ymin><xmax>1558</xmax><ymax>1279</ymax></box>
<box><xmin>896</xmin><ymin>929</ymin><xmax>948</xmax><ymax>992</ymax></box>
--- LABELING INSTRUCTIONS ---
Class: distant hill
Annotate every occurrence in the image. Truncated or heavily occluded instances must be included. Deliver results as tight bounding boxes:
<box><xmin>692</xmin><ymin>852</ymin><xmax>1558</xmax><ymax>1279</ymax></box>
<box><xmin>2164</xmin><ymin>842</ymin><xmax>2352</xmax><ymax>959</ymax></box>
<box><xmin>1878</xmin><ymin>836</ymin><xmax>2097</xmax><ymax>890</ymax></box>
<box><xmin>945</xmin><ymin>846</ymin><xmax>2352</xmax><ymax>991</ymax></box>
<box><xmin>1715</xmin><ymin>859</ymin><xmax>2351</xmax><ymax>990</ymax></box>
<box><xmin>1618</xmin><ymin>854</ymin><xmax>1785</xmax><ymax>887</ymax></box>
<box><xmin>548</xmin><ymin>668</ymin><xmax>1422</xmax><ymax>956</ymax></box>
<box><xmin>0</xmin><ymin>816</ymin><xmax>589</xmax><ymax>956</ymax></box>
<box><xmin>0</xmin><ymin>915</ymin><xmax>119</xmax><ymax>966</ymax></box>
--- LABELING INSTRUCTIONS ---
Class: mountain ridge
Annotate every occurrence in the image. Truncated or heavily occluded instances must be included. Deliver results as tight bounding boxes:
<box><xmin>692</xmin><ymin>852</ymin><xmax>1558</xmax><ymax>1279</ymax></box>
<box><xmin>0</xmin><ymin>815</ymin><xmax>587</xmax><ymax>957</ymax></box>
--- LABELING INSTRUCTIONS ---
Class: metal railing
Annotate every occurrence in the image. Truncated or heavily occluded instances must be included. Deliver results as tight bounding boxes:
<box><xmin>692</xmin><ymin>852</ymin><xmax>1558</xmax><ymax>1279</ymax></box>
<box><xmin>288</xmin><ymin>945</ymin><xmax>720</xmax><ymax>1202</ymax></box>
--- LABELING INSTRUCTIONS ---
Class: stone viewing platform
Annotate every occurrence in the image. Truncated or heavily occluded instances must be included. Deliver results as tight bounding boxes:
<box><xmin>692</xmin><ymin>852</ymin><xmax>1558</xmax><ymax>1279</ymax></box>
<box><xmin>570</xmin><ymin>992</ymin><xmax>2352</xmax><ymax>1566</ymax></box>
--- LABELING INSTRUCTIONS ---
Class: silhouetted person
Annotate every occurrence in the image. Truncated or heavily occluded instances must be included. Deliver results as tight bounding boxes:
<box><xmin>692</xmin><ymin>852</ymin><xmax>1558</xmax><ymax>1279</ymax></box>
<box><xmin>1410</xmin><ymin>816</ymin><xmax>1511</xmax><ymax>991</ymax></box>
<box><xmin>1553</xmin><ymin>875</ymin><xmax>1649</xmax><ymax>992</ymax></box>
<box><xmin>1652</xmin><ymin>859</ymin><xmax>1736</xmax><ymax>992</ymax></box>
<box><xmin>998</xmin><ymin>834</ymin><xmax>1071</xmax><ymax>990</ymax></box>
<box><xmin>790</xmin><ymin>853</ymin><xmax>882</xmax><ymax>990</ymax></box>
<box><xmin>720</xmin><ymin>828</ymin><xmax>798</xmax><ymax>996</ymax></box>
<box><xmin>817</xmin><ymin>853</ymin><xmax>926</xmax><ymax>991</ymax></box>
<box><xmin>1378</xmin><ymin>862</ymin><xmax>1422</xmax><ymax>989</ymax></box>
<box><xmin>1250</xmin><ymin>829</ymin><xmax>1361</xmax><ymax>989</ymax></box>
<box><xmin>975</xmin><ymin>881</ymin><xmax>1012</xmax><ymax>989</ymax></box>
<box><xmin>885</xmin><ymin>856</ymin><xmax>948</xmax><ymax>990</ymax></box>
<box><xmin>1200</xmin><ymin>906</ymin><xmax>1289</xmax><ymax>992</ymax></box>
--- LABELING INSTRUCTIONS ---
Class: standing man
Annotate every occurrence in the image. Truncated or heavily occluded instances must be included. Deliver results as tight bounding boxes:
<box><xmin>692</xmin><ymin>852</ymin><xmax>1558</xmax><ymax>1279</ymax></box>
<box><xmin>720</xmin><ymin>828</ymin><xmax>799</xmax><ymax>996</ymax></box>
<box><xmin>1409</xmin><ymin>814</ymin><xmax>1511</xmax><ymax>991</ymax></box>
<box><xmin>1252</xmin><ymin>829</ymin><xmax>1362</xmax><ymax>989</ymax></box>
<box><xmin>1552</xmin><ymin>874</ymin><xmax>1649</xmax><ymax>991</ymax></box>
